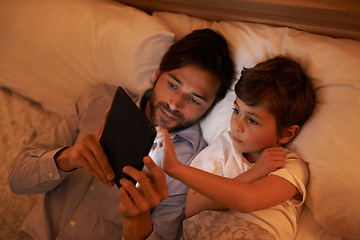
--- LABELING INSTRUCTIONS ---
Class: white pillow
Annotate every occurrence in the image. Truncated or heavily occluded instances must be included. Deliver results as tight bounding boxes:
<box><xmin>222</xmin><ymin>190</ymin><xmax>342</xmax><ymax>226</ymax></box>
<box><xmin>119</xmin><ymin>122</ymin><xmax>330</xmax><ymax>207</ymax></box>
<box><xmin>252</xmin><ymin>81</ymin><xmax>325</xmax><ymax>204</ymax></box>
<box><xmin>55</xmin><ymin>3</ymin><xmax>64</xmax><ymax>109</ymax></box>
<box><xmin>154</xmin><ymin>12</ymin><xmax>360</xmax><ymax>239</ymax></box>
<box><xmin>216</xmin><ymin>22</ymin><xmax>360</xmax><ymax>240</ymax></box>
<box><xmin>0</xmin><ymin>0</ymin><xmax>174</xmax><ymax>115</ymax></box>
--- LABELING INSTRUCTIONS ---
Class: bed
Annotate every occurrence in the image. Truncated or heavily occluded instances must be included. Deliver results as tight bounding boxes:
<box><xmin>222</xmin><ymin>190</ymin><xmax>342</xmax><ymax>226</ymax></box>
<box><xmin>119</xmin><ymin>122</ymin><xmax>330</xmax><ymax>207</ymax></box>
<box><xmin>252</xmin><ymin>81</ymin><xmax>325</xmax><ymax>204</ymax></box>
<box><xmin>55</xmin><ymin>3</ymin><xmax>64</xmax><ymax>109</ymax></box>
<box><xmin>0</xmin><ymin>0</ymin><xmax>359</xmax><ymax>239</ymax></box>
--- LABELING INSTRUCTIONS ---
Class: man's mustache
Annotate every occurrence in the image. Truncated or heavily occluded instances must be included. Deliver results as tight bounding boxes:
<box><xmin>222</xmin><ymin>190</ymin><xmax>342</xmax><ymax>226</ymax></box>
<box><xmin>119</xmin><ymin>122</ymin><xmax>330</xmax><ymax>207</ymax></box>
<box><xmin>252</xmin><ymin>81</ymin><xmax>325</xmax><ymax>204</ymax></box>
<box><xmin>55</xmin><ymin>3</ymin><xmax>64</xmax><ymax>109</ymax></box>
<box><xmin>155</xmin><ymin>102</ymin><xmax>183</xmax><ymax>120</ymax></box>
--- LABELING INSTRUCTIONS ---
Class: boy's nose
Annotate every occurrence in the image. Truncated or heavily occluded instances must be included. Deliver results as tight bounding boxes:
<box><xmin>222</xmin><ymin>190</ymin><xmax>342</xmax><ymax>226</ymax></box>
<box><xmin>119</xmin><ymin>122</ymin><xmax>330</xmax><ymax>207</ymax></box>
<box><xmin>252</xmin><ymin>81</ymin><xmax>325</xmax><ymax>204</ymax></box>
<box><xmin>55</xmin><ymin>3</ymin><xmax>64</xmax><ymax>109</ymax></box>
<box><xmin>235</xmin><ymin>119</ymin><xmax>245</xmax><ymax>133</ymax></box>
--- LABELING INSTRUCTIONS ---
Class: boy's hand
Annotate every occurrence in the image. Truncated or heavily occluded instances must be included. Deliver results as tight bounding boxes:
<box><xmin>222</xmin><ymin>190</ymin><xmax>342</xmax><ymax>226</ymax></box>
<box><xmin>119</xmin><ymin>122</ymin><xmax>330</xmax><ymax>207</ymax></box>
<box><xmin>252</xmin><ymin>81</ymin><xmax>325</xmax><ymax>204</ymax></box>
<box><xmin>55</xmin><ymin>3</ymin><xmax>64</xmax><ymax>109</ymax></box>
<box><xmin>234</xmin><ymin>146</ymin><xmax>286</xmax><ymax>184</ymax></box>
<box><xmin>153</xmin><ymin>127</ymin><xmax>180</xmax><ymax>176</ymax></box>
<box><xmin>251</xmin><ymin>146</ymin><xmax>286</xmax><ymax>179</ymax></box>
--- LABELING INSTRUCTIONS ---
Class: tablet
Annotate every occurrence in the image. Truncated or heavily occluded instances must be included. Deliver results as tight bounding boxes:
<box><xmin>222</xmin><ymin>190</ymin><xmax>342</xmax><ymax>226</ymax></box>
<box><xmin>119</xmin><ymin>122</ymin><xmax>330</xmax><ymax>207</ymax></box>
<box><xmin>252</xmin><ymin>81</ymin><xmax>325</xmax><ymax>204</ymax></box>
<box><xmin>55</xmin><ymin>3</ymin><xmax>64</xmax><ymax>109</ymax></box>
<box><xmin>100</xmin><ymin>87</ymin><xmax>156</xmax><ymax>188</ymax></box>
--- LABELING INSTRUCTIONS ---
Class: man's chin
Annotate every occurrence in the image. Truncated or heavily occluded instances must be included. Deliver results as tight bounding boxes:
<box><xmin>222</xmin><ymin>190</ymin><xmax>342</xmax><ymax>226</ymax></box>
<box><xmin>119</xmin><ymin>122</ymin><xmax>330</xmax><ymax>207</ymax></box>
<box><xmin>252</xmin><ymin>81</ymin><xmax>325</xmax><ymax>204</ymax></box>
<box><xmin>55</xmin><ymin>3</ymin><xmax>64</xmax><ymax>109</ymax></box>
<box><xmin>159</xmin><ymin>123</ymin><xmax>180</xmax><ymax>133</ymax></box>
<box><xmin>154</xmin><ymin>117</ymin><xmax>179</xmax><ymax>132</ymax></box>
<box><xmin>165</xmin><ymin>121</ymin><xmax>196</xmax><ymax>133</ymax></box>
<box><xmin>154</xmin><ymin>120</ymin><xmax>182</xmax><ymax>133</ymax></box>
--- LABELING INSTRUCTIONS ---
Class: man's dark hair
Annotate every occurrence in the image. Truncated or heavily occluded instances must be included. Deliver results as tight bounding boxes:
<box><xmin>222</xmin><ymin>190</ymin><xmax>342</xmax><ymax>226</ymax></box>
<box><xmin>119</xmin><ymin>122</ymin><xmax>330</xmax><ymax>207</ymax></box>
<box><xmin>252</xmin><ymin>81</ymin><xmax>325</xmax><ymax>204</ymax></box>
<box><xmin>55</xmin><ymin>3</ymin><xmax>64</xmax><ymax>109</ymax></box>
<box><xmin>235</xmin><ymin>55</ymin><xmax>315</xmax><ymax>136</ymax></box>
<box><xmin>159</xmin><ymin>28</ymin><xmax>234</xmax><ymax>103</ymax></box>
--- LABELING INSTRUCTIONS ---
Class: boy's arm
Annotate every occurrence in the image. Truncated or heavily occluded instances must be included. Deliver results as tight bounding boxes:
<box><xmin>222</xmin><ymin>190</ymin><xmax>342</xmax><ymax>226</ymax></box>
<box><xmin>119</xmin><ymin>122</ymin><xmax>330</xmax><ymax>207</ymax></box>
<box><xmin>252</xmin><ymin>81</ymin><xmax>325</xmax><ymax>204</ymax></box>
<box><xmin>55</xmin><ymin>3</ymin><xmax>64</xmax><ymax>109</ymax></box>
<box><xmin>176</xmin><ymin>163</ymin><xmax>298</xmax><ymax>215</ymax></box>
<box><xmin>157</xmin><ymin>128</ymin><xmax>297</xmax><ymax>216</ymax></box>
<box><xmin>184</xmin><ymin>166</ymin><xmax>265</xmax><ymax>218</ymax></box>
<box><xmin>184</xmin><ymin>169</ymin><xmax>266</xmax><ymax>218</ymax></box>
<box><xmin>185</xmin><ymin>147</ymin><xmax>286</xmax><ymax>217</ymax></box>
<box><xmin>185</xmin><ymin>189</ymin><xmax>227</xmax><ymax>217</ymax></box>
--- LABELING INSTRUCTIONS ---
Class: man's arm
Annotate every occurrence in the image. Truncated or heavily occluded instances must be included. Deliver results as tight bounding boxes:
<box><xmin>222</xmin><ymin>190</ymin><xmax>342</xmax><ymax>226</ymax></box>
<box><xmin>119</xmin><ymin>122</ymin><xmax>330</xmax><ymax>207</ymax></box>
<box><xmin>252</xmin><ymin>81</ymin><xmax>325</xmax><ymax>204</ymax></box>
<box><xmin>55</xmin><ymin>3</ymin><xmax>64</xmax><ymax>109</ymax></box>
<box><xmin>8</xmin><ymin>110</ymin><xmax>82</xmax><ymax>194</ymax></box>
<box><xmin>8</xmin><ymin>109</ymin><xmax>115</xmax><ymax>193</ymax></box>
<box><xmin>8</xmin><ymin>85</ymin><xmax>116</xmax><ymax>194</ymax></box>
<box><xmin>54</xmin><ymin>109</ymin><xmax>115</xmax><ymax>187</ymax></box>
<box><xmin>119</xmin><ymin>156</ymin><xmax>168</xmax><ymax>240</ymax></box>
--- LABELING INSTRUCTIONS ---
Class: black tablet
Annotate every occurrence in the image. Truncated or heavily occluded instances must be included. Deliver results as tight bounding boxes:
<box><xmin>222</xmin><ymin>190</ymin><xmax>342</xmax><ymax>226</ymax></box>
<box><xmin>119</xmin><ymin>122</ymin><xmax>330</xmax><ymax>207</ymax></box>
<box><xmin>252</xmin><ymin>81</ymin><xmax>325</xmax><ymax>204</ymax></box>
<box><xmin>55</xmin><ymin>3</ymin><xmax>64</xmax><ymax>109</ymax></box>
<box><xmin>100</xmin><ymin>87</ymin><xmax>156</xmax><ymax>188</ymax></box>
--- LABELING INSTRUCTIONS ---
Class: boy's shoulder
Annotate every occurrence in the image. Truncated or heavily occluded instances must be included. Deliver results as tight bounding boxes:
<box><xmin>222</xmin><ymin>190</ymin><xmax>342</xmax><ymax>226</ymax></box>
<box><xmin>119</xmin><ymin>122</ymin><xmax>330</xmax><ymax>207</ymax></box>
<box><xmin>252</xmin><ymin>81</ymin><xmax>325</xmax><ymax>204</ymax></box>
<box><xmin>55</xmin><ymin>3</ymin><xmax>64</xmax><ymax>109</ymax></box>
<box><xmin>193</xmin><ymin>131</ymin><xmax>233</xmax><ymax>162</ymax></box>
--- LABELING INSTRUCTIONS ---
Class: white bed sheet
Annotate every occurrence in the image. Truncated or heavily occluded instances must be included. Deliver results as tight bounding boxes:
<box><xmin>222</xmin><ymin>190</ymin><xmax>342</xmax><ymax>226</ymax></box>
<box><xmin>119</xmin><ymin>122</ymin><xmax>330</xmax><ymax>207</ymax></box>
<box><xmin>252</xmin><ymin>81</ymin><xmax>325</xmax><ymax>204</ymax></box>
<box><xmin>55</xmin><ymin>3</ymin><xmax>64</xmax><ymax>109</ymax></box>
<box><xmin>0</xmin><ymin>88</ymin><xmax>60</xmax><ymax>239</ymax></box>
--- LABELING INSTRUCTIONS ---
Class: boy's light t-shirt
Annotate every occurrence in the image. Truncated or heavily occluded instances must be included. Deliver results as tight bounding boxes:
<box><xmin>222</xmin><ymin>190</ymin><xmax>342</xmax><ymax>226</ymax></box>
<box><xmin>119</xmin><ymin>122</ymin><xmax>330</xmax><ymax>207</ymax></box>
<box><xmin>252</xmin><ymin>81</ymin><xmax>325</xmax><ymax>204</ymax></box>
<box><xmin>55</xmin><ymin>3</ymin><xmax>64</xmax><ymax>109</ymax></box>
<box><xmin>190</xmin><ymin>131</ymin><xmax>309</xmax><ymax>240</ymax></box>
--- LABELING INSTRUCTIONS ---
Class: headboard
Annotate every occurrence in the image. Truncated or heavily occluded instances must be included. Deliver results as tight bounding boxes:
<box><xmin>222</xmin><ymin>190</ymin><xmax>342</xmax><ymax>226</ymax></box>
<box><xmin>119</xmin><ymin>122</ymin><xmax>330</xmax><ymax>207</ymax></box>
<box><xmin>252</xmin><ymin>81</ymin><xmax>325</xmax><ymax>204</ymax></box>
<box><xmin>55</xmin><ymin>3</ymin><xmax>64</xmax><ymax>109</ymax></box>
<box><xmin>117</xmin><ymin>0</ymin><xmax>360</xmax><ymax>40</ymax></box>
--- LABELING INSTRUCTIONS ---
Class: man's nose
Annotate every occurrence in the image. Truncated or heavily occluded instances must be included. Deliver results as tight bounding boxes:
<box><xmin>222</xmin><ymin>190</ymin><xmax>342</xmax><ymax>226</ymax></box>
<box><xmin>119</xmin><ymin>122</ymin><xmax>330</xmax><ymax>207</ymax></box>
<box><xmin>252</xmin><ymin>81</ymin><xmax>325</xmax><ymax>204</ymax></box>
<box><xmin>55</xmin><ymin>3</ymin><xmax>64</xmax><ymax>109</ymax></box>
<box><xmin>168</xmin><ymin>93</ymin><xmax>185</xmax><ymax>110</ymax></box>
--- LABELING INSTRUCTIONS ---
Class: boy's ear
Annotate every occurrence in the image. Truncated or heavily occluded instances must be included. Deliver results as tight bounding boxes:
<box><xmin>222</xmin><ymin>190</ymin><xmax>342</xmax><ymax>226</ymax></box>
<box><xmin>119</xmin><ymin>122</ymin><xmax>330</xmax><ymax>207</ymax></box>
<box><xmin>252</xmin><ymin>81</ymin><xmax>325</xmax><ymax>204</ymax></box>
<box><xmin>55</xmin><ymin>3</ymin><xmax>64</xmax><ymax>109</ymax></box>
<box><xmin>278</xmin><ymin>125</ymin><xmax>300</xmax><ymax>144</ymax></box>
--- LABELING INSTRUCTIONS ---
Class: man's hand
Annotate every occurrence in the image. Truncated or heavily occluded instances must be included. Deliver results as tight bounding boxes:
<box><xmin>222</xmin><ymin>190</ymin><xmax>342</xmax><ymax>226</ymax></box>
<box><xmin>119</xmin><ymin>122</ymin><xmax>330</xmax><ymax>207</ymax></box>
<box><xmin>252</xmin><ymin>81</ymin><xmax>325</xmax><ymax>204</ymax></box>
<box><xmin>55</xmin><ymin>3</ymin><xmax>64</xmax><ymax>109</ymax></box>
<box><xmin>55</xmin><ymin>109</ymin><xmax>115</xmax><ymax>187</ymax></box>
<box><xmin>119</xmin><ymin>156</ymin><xmax>168</xmax><ymax>240</ymax></box>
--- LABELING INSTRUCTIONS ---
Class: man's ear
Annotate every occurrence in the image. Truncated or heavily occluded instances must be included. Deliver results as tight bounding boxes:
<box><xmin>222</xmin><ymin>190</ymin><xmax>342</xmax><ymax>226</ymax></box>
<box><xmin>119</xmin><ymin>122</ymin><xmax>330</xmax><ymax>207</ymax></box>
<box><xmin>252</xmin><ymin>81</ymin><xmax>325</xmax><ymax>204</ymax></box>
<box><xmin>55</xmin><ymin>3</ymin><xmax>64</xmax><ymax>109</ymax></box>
<box><xmin>278</xmin><ymin>125</ymin><xmax>300</xmax><ymax>144</ymax></box>
<box><xmin>152</xmin><ymin>69</ymin><xmax>161</xmax><ymax>86</ymax></box>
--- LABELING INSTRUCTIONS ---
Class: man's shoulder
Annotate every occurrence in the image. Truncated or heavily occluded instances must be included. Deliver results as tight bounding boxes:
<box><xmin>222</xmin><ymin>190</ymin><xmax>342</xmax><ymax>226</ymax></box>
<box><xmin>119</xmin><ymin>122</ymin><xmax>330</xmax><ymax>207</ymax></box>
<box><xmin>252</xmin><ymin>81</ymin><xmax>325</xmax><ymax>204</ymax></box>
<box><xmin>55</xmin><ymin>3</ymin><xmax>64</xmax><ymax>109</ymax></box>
<box><xmin>86</xmin><ymin>84</ymin><xmax>118</xmax><ymax>99</ymax></box>
<box><xmin>171</xmin><ymin>123</ymin><xmax>206</xmax><ymax>153</ymax></box>
<box><xmin>73</xmin><ymin>84</ymin><xmax>120</xmax><ymax>121</ymax></box>
<box><xmin>82</xmin><ymin>84</ymin><xmax>145</xmax><ymax>106</ymax></box>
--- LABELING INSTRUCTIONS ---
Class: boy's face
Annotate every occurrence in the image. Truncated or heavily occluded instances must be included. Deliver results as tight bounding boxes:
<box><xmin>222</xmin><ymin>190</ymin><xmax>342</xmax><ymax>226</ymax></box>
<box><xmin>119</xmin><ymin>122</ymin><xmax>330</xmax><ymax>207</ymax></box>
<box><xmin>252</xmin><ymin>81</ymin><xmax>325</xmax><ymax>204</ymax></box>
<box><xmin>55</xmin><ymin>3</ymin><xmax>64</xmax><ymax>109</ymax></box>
<box><xmin>230</xmin><ymin>97</ymin><xmax>281</xmax><ymax>161</ymax></box>
<box><xmin>146</xmin><ymin>65</ymin><xmax>220</xmax><ymax>132</ymax></box>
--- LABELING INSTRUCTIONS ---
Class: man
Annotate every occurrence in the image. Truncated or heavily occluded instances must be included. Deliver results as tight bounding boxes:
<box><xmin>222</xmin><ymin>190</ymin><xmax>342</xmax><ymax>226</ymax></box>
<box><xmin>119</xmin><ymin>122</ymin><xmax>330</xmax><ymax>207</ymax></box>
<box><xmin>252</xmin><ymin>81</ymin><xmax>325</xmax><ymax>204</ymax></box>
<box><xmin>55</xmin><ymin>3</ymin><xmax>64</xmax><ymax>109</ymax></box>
<box><xmin>8</xmin><ymin>29</ymin><xmax>234</xmax><ymax>240</ymax></box>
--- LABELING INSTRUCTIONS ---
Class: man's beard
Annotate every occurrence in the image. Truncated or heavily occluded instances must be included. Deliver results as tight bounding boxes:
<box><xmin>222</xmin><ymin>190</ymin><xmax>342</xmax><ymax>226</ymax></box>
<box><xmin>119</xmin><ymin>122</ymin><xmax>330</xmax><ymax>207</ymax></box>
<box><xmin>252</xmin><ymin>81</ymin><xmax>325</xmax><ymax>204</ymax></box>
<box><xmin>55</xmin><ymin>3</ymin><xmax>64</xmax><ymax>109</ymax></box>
<box><xmin>149</xmin><ymin>93</ymin><xmax>197</xmax><ymax>133</ymax></box>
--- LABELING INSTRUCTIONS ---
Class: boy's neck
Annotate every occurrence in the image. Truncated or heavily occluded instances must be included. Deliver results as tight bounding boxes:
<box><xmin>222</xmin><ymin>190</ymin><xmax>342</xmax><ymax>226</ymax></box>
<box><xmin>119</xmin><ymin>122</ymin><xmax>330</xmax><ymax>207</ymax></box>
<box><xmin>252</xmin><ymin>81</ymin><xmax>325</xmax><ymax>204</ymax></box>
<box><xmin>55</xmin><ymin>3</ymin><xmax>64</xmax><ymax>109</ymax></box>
<box><xmin>243</xmin><ymin>152</ymin><xmax>260</xmax><ymax>164</ymax></box>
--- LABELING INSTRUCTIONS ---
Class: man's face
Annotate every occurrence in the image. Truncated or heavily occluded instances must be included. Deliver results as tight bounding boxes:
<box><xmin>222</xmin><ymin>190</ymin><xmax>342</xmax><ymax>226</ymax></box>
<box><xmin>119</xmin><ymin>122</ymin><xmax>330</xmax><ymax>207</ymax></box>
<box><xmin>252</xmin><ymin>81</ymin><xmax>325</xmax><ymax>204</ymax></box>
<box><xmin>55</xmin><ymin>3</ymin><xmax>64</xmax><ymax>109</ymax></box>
<box><xmin>147</xmin><ymin>65</ymin><xmax>220</xmax><ymax>132</ymax></box>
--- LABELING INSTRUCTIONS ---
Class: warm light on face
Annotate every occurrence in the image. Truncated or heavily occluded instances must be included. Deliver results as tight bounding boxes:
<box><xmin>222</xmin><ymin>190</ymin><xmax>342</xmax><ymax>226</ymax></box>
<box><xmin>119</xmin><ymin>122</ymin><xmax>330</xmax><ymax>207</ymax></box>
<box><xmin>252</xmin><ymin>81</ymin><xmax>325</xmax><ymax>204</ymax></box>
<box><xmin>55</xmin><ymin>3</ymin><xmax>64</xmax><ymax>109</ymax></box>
<box><xmin>230</xmin><ymin>97</ymin><xmax>280</xmax><ymax>161</ymax></box>
<box><xmin>148</xmin><ymin>65</ymin><xmax>220</xmax><ymax>132</ymax></box>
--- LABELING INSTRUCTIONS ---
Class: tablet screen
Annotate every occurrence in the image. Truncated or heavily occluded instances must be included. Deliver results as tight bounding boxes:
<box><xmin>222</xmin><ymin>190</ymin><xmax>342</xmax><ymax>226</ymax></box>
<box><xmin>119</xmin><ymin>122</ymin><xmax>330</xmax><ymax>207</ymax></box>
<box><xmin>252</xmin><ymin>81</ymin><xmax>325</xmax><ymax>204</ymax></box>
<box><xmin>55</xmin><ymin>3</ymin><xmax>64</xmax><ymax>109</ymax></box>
<box><xmin>100</xmin><ymin>87</ymin><xmax>156</xmax><ymax>188</ymax></box>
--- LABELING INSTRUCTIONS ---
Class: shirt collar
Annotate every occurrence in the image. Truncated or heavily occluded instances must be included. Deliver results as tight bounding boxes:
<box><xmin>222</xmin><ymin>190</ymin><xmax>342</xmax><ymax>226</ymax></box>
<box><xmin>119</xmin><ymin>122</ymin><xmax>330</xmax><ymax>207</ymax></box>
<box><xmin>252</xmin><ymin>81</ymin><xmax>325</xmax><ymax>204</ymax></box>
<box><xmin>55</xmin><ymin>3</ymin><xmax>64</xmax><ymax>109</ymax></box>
<box><xmin>140</xmin><ymin>89</ymin><xmax>151</xmax><ymax>111</ymax></box>
<box><xmin>170</xmin><ymin>123</ymin><xmax>203</xmax><ymax>152</ymax></box>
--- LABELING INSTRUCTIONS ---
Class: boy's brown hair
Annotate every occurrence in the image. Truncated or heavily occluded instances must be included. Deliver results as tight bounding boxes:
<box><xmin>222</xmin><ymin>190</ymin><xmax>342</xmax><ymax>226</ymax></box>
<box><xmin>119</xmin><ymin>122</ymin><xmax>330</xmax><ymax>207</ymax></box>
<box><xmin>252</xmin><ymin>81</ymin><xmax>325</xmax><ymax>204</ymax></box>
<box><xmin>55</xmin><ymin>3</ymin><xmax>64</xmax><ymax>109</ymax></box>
<box><xmin>235</xmin><ymin>55</ymin><xmax>315</xmax><ymax>137</ymax></box>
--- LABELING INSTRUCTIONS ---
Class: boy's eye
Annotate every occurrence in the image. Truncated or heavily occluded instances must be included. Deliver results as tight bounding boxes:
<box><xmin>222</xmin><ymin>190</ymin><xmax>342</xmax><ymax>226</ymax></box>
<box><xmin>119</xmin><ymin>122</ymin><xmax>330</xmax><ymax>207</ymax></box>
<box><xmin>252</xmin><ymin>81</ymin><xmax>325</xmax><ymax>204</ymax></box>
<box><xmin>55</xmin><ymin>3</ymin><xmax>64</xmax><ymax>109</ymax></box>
<box><xmin>248</xmin><ymin>118</ymin><xmax>258</xmax><ymax>125</ymax></box>
<box><xmin>232</xmin><ymin>107</ymin><xmax>240</xmax><ymax>115</ymax></box>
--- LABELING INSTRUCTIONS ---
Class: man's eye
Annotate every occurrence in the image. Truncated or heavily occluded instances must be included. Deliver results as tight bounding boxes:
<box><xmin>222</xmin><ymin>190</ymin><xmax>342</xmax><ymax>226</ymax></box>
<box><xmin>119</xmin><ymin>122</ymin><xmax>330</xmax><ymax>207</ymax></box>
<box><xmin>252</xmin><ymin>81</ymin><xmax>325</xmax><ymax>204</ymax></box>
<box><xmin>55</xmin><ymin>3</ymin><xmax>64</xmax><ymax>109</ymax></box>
<box><xmin>188</xmin><ymin>96</ymin><xmax>199</xmax><ymax>104</ymax></box>
<box><xmin>232</xmin><ymin>107</ymin><xmax>240</xmax><ymax>115</ymax></box>
<box><xmin>168</xmin><ymin>82</ymin><xmax>178</xmax><ymax>90</ymax></box>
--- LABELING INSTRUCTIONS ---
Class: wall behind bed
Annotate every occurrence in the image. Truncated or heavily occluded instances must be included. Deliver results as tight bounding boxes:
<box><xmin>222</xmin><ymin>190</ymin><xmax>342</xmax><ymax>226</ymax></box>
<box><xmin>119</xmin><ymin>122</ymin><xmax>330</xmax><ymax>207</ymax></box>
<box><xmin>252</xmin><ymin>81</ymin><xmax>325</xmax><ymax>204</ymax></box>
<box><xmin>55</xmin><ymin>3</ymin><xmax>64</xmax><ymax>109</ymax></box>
<box><xmin>117</xmin><ymin>0</ymin><xmax>360</xmax><ymax>40</ymax></box>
